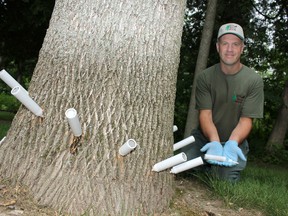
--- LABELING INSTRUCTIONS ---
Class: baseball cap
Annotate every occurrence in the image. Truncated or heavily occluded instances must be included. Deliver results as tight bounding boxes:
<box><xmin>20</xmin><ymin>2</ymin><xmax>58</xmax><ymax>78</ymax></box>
<box><xmin>217</xmin><ymin>23</ymin><xmax>244</xmax><ymax>40</ymax></box>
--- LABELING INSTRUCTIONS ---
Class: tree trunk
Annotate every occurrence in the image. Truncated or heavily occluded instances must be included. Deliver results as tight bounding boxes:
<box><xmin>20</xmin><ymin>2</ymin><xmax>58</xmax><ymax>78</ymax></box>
<box><xmin>184</xmin><ymin>0</ymin><xmax>217</xmax><ymax>138</ymax></box>
<box><xmin>266</xmin><ymin>80</ymin><xmax>288</xmax><ymax>151</ymax></box>
<box><xmin>0</xmin><ymin>0</ymin><xmax>186</xmax><ymax>215</ymax></box>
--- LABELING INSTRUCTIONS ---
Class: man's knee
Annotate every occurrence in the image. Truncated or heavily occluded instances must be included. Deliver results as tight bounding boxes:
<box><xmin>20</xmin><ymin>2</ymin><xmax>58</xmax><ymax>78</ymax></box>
<box><xmin>212</xmin><ymin>163</ymin><xmax>246</xmax><ymax>182</ymax></box>
<box><xmin>217</xmin><ymin>169</ymin><xmax>241</xmax><ymax>182</ymax></box>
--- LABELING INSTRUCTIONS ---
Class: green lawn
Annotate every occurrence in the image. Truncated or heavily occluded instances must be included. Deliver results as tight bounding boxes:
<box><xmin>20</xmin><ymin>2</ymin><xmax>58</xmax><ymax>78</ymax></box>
<box><xmin>199</xmin><ymin>163</ymin><xmax>288</xmax><ymax>216</ymax></box>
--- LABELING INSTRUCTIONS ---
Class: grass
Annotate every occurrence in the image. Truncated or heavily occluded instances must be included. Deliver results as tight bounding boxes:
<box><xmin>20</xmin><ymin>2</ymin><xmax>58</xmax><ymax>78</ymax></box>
<box><xmin>199</xmin><ymin>164</ymin><xmax>288</xmax><ymax>216</ymax></box>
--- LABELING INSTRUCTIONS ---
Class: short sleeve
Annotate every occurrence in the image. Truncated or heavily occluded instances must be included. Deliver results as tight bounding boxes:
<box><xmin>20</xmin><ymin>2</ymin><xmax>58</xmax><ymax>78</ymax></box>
<box><xmin>241</xmin><ymin>77</ymin><xmax>264</xmax><ymax>118</ymax></box>
<box><xmin>195</xmin><ymin>73</ymin><xmax>213</xmax><ymax>110</ymax></box>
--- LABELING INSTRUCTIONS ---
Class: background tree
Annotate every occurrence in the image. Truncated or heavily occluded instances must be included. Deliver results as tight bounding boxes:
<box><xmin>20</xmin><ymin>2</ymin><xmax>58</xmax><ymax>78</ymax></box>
<box><xmin>267</xmin><ymin>80</ymin><xmax>288</xmax><ymax>151</ymax></box>
<box><xmin>174</xmin><ymin>0</ymin><xmax>207</xmax><ymax>141</ymax></box>
<box><xmin>183</xmin><ymin>0</ymin><xmax>217</xmax><ymax>138</ymax></box>
<box><xmin>256</xmin><ymin>0</ymin><xmax>288</xmax><ymax>152</ymax></box>
<box><xmin>0</xmin><ymin>0</ymin><xmax>186</xmax><ymax>215</ymax></box>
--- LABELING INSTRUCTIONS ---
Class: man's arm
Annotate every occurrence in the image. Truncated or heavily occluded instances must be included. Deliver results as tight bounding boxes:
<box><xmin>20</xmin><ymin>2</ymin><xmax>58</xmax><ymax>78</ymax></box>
<box><xmin>199</xmin><ymin>109</ymin><xmax>220</xmax><ymax>142</ymax></box>
<box><xmin>222</xmin><ymin>117</ymin><xmax>252</xmax><ymax>166</ymax></box>
<box><xmin>200</xmin><ymin>110</ymin><xmax>252</xmax><ymax>144</ymax></box>
<box><xmin>199</xmin><ymin>109</ymin><xmax>224</xmax><ymax>165</ymax></box>
<box><xmin>229</xmin><ymin>117</ymin><xmax>252</xmax><ymax>144</ymax></box>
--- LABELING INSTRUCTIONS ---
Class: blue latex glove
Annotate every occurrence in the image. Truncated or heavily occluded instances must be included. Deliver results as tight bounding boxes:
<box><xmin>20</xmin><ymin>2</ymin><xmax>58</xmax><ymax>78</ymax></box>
<box><xmin>222</xmin><ymin>140</ymin><xmax>247</xmax><ymax>167</ymax></box>
<box><xmin>200</xmin><ymin>141</ymin><xmax>224</xmax><ymax>165</ymax></box>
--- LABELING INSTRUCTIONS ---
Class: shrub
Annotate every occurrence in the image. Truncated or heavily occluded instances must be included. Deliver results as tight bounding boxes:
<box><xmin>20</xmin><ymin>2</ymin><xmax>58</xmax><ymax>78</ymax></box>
<box><xmin>0</xmin><ymin>93</ymin><xmax>20</xmax><ymax>113</ymax></box>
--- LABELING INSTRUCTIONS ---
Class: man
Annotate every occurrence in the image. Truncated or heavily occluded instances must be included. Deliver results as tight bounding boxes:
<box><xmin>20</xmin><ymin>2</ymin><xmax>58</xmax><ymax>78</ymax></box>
<box><xmin>181</xmin><ymin>23</ymin><xmax>264</xmax><ymax>182</ymax></box>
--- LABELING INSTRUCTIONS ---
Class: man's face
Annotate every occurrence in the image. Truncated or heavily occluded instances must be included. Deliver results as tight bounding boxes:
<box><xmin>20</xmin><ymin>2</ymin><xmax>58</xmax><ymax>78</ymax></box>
<box><xmin>216</xmin><ymin>34</ymin><xmax>244</xmax><ymax>66</ymax></box>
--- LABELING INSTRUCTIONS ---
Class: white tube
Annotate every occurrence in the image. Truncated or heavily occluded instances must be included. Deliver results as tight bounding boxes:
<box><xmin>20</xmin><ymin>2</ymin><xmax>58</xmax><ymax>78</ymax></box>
<box><xmin>119</xmin><ymin>139</ymin><xmax>137</xmax><ymax>156</ymax></box>
<box><xmin>204</xmin><ymin>154</ymin><xmax>239</xmax><ymax>164</ymax></box>
<box><xmin>170</xmin><ymin>157</ymin><xmax>204</xmax><ymax>174</ymax></box>
<box><xmin>152</xmin><ymin>152</ymin><xmax>187</xmax><ymax>172</ymax></box>
<box><xmin>0</xmin><ymin>69</ymin><xmax>28</xmax><ymax>94</ymax></box>
<box><xmin>0</xmin><ymin>136</ymin><xmax>6</xmax><ymax>145</ymax></box>
<box><xmin>65</xmin><ymin>108</ymin><xmax>82</xmax><ymax>137</ymax></box>
<box><xmin>173</xmin><ymin>135</ymin><xmax>195</xmax><ymax>151</ymax></box>
<box><xmin>204</xmin><ymin>154</ymin><xmax>226</xmax><ymax>162</ymax></box>
<box><xmin>11</xmin><ymin>86</ymin><xmax>43</xmax><ymax>117</ymax></box>
<box><xmin>173</xmin><ymin>125</ymin><xmax>178</xmax><ymax>132</ymax></box>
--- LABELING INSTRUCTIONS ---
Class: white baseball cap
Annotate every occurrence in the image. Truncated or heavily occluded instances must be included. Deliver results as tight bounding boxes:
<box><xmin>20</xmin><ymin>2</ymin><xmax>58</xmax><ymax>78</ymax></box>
<box><xmin>217</xmin><ymin>23</ymin><xmax>244</xmax><ymax>40</ymax></box>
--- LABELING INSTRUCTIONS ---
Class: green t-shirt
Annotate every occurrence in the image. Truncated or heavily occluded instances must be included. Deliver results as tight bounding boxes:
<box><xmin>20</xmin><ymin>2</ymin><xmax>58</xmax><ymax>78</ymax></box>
<box><xmin>195</xmin><ymin>63</ymin><xmax>264</xmax><ymax>142</ymax></box>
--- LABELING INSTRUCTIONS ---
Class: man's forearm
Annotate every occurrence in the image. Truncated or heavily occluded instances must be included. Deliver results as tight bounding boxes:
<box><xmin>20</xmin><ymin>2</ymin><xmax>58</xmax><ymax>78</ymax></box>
<box><xmin>229</xmin><ymin>117</ymin><xmax>252</xmax><ymax>144</ymax></box>
<box><xmin>199</xmin><ymin>110</ymin><xmax>220</xmax><ymax>142</ymax></box>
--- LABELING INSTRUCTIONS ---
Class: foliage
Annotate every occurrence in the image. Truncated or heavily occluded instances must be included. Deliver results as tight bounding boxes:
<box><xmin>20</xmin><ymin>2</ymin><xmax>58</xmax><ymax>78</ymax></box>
<box><xmin>250</xmin><ymin>0</ymin><xmax>288</xmax><ymax>151</ymax></box>
<box><xmin>0</xmin><ymin>111</ymin><xmax>15</xmax><ymax>121</ymax></box>
<box><xmin>0</xmin><ymin>121</ymin><xmax>11</xmax><ymax>139</ymax></box>
<box><xmin>0</xmin><ymin>94</ymin><xmax>20</xmax><ymax>113</ymax></box>
<box><xmin>0</xmin><ymin>0</ymin><xmax>54</xmax><ymax>63</ymax></box>
<box><xmin>262</xmin><ymin>145</ymin><xmax>288</xmax><ymax>165</ymax></box>
<box><xmin>0</xmin><ymin>0</ymin><xmax>55</xmax><ymax>89</ymax></box>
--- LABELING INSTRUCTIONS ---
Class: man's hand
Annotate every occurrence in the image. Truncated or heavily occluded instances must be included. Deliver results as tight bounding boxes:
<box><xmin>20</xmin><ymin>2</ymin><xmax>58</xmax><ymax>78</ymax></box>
<box><xmin>200</xmin><ymin>141</ymin><xmax>223</xmax><ymax>165</ymax></box>
<box><xmin>222</xmin><ymin>140</ymin><xmax>246</xmax><ymax>167</ymax></box>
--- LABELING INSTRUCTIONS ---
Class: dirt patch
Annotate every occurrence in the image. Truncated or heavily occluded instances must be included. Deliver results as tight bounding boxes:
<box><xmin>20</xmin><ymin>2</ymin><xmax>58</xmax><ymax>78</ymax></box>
<box><xmin>0</xmin><ymin>176</ymin><xmax>264</xmax><ymax>216</ymax></box>
<box><xmin>0</xmin><ymin>179</ymin><xmax>56</xmax><ymax>216</ymax></box>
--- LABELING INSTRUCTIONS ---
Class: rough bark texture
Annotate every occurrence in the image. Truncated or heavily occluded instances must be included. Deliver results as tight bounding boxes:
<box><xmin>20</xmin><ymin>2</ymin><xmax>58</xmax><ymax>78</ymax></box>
<box><xmin>266</xmin><ymin>80</ymin><xmax>288</xmax><ymax>150</ymax></box>
<box><xmin>184</xmin><ymin>0</ymin><xmax>217</xmax><ymax>138</ymax></box>
<box><xmin>0</xmin><ymin>0</ymin><xmax>186</xmax><ymax>215</ymax></box>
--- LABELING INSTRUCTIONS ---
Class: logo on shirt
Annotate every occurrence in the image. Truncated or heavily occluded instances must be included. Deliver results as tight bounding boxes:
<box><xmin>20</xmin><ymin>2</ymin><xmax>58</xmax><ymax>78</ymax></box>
<box><xmin>232</xmin><ymin>94</ymin><xmax>245</xmax><ymax>104</ymax></box>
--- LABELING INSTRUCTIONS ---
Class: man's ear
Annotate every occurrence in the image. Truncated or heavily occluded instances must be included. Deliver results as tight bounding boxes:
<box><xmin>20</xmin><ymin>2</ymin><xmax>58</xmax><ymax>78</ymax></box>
<box><xmin>216</xmin><ymin>42</ymin><xmax>219</xmax><ymax>53</ymax></box>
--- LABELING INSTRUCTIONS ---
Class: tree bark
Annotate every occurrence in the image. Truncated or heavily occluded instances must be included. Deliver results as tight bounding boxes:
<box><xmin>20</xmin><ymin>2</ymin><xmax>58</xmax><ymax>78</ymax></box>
<box><xmin>266</xmin><ymin>80</ymin><xmax>288</xmax><ymax>151</ymax></box>
<box><xmin>0</xmin><ymin>0</ymin><xmax>186</xmax><ymax>215</ymax></box>
<box><xmin>184</xmin><ymin>0</ymin><xmax>217</xmax><ymax>138</ymax></box>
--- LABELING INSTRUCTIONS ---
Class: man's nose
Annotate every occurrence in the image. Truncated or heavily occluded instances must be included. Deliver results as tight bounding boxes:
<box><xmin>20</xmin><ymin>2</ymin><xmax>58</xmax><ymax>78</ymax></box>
<box><xmin>227</xmin><ymin>44</ymin><xmax>233</xmax><ymax>51</ymax></box>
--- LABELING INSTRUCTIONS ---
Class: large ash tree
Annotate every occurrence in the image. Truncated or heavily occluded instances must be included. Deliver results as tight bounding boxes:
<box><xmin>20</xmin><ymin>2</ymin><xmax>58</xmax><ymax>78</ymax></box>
<box><xmin>0</xmin><ymin>0</ymin><xmax>186</xmax><ymax>215</ymax></box>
